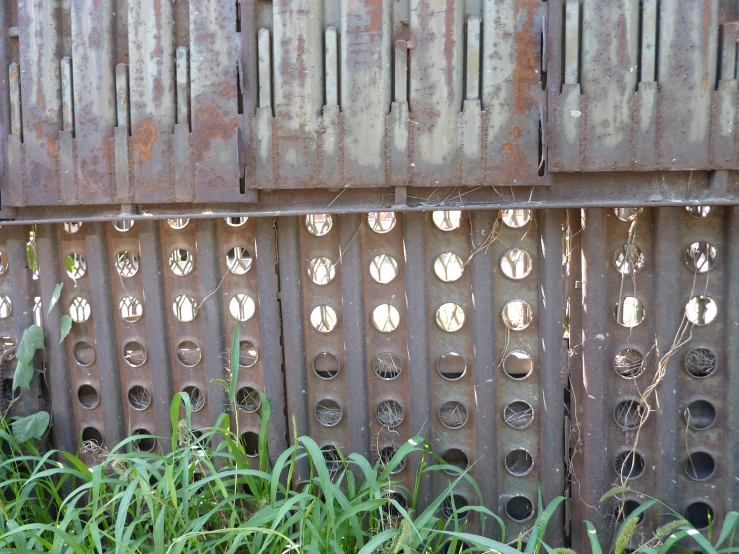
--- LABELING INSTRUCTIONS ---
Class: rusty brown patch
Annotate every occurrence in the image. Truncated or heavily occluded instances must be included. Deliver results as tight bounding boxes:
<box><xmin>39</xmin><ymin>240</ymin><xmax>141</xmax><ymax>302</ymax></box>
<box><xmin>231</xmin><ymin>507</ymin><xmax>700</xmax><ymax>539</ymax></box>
<box><xmin>445</xmin><ymin>0</ymin><xmax>455</xmax><ymax>99</ymax></box>
<box><xmin>133</xmin><ymin>121</ymin><xmax>157</xmax><ymax>163</ymax></box>
<box><xmin>512</xmin><ymin>0</ymin><xmax>540</xmax><ymax>115</ymax></box>
<box><xmin>191</xmin><ymin>105</ymin><xmax>238</xmax><ymax>160</ymax></box>
<box><xmin>364</xmin><ymin>0</ymin><xmax>383</xmax><ymax>44</ymax></box>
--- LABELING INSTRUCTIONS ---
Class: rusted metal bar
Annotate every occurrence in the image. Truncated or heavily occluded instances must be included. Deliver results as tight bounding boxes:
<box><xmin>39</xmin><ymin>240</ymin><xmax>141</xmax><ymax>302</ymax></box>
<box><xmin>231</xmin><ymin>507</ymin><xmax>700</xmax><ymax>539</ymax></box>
<box><xmin>85</xmin><ymin>222</ymin><xmax>125</xmax><ymax>448</ymax></box>
<box><xmin>175</xmin><ymin>47</ymin><xmax>189</xmax><ymax>126</ymax></box>
<box><xmin>36</xmin><ymin>224</ymin><xmax>75</xmax><ymax>454</ymax></box>
<box><xmin>257</xmin><ymin>29</ymin><xmax>272</xmax><ymax>109</ymax></box>
<box><xmin>641</xmin><ymin>0</ymin><xmax>658</xmax><ymax>82</ymax></box>
<box><xmin>653</xmin><ymin>208</ymin><xmax>681</xmax><ymax>514</ymax></box>
<box><xmin>538</xmin><ymin>209</ymin><xmax>566</xmax><ymax>544</ymax></box>
<box><xmin>469</xmin><ymin>211</ymin><xmax>497</xmax><ymax>538</ymax></box>
<box><xmin>563</xmin><ymin>0</ymin><xmax>580</xmax><ymax>86</ymax></box>
<box><xmin>275</xmin><ymin>216</ymin><xmax>309</xmax><ymax>480</ymax></box>
<box><xmin>572</xmin><ymin>208</ymin><xmax>608</xmax><ymax>548</ymax></box>
<box><xmin>255</xmin><ymin>217</ymin><xmax>288</xmax><ymax>457</ymax></box>
<box><xmin>339</xmin><ymin>1</ymin><xmax>390</xmax><ymax>186</ymax></box>
<box><xmin>9</xmin><ymin>62</ymin><xmax>21</xmax><ymax>137</ymax></box>
<box><xmin>190</xmin><ymin>0</ymin><xmax>239</xmax><ymax>201</ymax></box>
<box><xmin>338</xmin><ymin>214</ymin><xmax>369</xmax><ymax>459</ymax></box>
<box><xmin>725</xmin><ymin>206</ymin><xmax>739</xmax><ymax>517</ymax></box>
<box><xmin>195</xmin><ymin>219</ymin><xmax>228</xmax><ymax>427</ymax></box>
<box><xmin>71</xmin><ymin>0</ymin><xmax>115</xmax><ymax>204</ymax></box>
<box><xmin>128</xmin><ymin>0</ymin><xmax>175</xmax><ymax>203</ymax></box>
<box><xmin>138</xmin><ymin>220</ymin><xmax>174</xmax><ymax>447</ymax></box>
<box><xmin>324</xmin><ymin>27</ymin><xmax>338</xmax><ymax>107</ymax></box>
<box><xmin>403</xmin><ymin>212</ymin><xmax>432</xmax><ymax>508</ymax></box>
<box><xmin>19</xmin><ymin>0</ymin><xmax>61</xmax><ymax>204</ymax></box>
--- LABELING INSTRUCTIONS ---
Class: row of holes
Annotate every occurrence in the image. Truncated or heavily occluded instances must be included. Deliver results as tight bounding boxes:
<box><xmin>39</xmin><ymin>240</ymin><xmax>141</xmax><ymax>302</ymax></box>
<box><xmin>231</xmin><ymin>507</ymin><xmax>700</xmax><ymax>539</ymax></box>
<box><xmin>614</xmin><ymin>346</ymin><xmax>718</xmax><ymax>380</ymax></box>
<box><xmin>615</xmin><ymin>448</ymin><xmax>717</xmax><ymax>482</ymax></box>
<box><xmin>62</xmin><ymin>217</ymin><xmax>250</xmax><ymax>236</ymax></box>
<box><xmin>614</xmin><ymin>398</ymin><xmax>716</xmax><ymax>431</ymax></box>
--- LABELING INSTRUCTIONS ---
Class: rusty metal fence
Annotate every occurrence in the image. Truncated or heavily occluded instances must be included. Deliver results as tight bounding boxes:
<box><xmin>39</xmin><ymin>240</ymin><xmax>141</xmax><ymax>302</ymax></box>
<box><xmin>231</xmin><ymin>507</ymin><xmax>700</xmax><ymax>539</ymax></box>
<box><xmin>2</xmin><ymin>0</ymin><xmax>739</xmax><ymax>551</ymax></box>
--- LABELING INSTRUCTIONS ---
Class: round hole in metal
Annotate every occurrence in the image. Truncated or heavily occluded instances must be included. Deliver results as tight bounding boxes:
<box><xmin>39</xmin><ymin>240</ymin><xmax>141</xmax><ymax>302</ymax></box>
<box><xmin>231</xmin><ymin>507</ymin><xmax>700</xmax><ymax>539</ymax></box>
<box><xmin>241</xmin><ymin>431</ymin><xmax>260</xmax><ymax>457</ymax></box>
<box><xmin>439</xmin><ymin>401</ymin><xmax>468</xmax><ymax>429</ymax></box>
<box><xmin>321</xmin><ymin>444</ymin><xmax>342</xmax><ymax>473</ymax></box>
<box><xmin>614</xmin><ymin>399</ymin><xmax>648</xmax><ymax>430</ymax></box>
<box><xmin>69</xmin><ymin>296</ymin><xmax>90</xmax><ymax>323</ymax></box>
<box><xmin>432</xmin><ymin>210</ymin><xmax>462</xmax><ymax>231</ymax></box>
<box><xmin>685</xmin><ymin>296</ymin><xmax>717</xmax><ymax>326</ymax></box>
<box><xmin>315</xmin><ymin>398</ymin><xmax>343</xmax><ymax>427</ymax></box>
<box><xmin>176</xmin><ymin>340</ymin><xmax>201</xmax><ymax>368</ymax></box>
<box><xmin>615</xmin><ymin>500</ymin><xmax>644</xmax><ymax>523</ymax></box>
<box><xmin>114</xmin><ymin>250</ymin><xmax>139</xmax><ymax>278</ymax></box>
<box><xmin>66</xmin><ymin>252</ymin><xmax>88</xmax><ymax>279</ymax></box>
<box><xmin>169</xmin><ymin>248</ymin><xmax>194</xmax><ymax>276</ymax></box>
<box><xmin>305</xmin><ymin>214</ymin><xmax>333</xmax><ymax>236</ymax></box>
<box><xmin>614</xmin><ymin>348</ymin><xmax>645</xmax><ymax>379</ymax></box>
<box><xmin>368</xmin><ymin>212</ymin><xmax>396</xmax><ymax>233</ymax></box>
<box><xmin>312</xmin><ymin>352</ymin><xmax>339</xmax><ymax>379</ymax></box>
<box><xmin>436</xmin><ymin>302</ymin><xmax>465</xmax><ymax>332</ymax></box>
<box><xmin>501</xmin><ymin>249</ymin><xmax>533</xmax><ymax>279</ymax></box>
<box><xmin>123</xmin><ymin>341</ymin><xmax>147</xmax><ymax>368</ymax></box>
<box><xmin>436</xmin><ymin>351</ymin><xmax>467</xmax><ymax>381</ymax></box>
<box><xmin>685</xmin><ymin>502</ymin><xmax>714</xmax><ymax>529</ymax></box>
<box><xmin>433</xmin><ymin>252</ymin><xmax>464</xmax><ymax>282</ymax></box>
<box><xmin>503</xmin><ymin>350</ymin><xmax>533</xmax><ymax>380</ymax></box>
<box><xmin>310</xmin><ymin>305</ymin><xmax>338</xmax><ymax>333</ymax></box>
<box><xmin>369</xmin><ymin>254</ymin><xmax>398</xmax><ymax>284</ymax></box>
<box><xmin>441</xmin><ymin>449</ymin><xmax>469</xmax><ymax>476</ymax></box>
<box><xmin>307</xmin><ymin>256</ymin><xmax>335</xmax><ymax>285</ymax></box>
<box><xmin>381</xmin><ymin>491</ymin><xmax>409</xmax><ymax>518</ymax></box>
<box><xmin>81</xmin><ymin>427</ymin><xmax>103</xmax><ymax>448</ymax></box>
<box><xmin>238</xmin><ymin>340</ymin><xmax>259</xmax><ymax>368</ymax></box>
<box><xmin>371</xmin><ymin>304</ymin><xmax>400</xmax><ymax>332</ymax></box>
<box><xmin>686</xmin><ymin>206</ymin><xmax>713</xmax><ymax>218</ymax></box>
<box><xmin>614</xmin><ymin>297</ymin><xmax>645</xmax><ymax>327</ymax></box>
<box><xmin>501</xmin><ymin>208</ymin><xmax>532</xmax><ymax>228</ymax></box>
<box><xmin>236</xmin><ymin>386</ymin><xmax>261</xmax><ymax>413</ymax></box>
<box><xmin>373</xmin><ymin>352</ymin><xmax>402</xmax><ymax>380</ymax></box>
<box><xmin>229</xmin><ymin>293</ymin><xmax>256</xmax><ymax>322</ymax></box>
<box><xmin>376</xmin><ymin>399</ymin><xmax>404</xmax><ymax>428</ymax></box>
<box><xmin>127</xmin><ymin>385</ymin><xmax>152</xmax><ymax>411</ymax></box>
<box><xmin>502</xmin><ymin>300</ymin><xmax>533</xmax><ymax>331</ymax></box>
<box><xmin>684</xmin><ymin>451</ymin><xmax>716</xmax><ymax>481</ymax></box>
<box><xmin>506</xmin><ymin>496</ymin><xmax>534</xmax><ymax>522</ymax></box>
<box><xmin>167</xmin><ymin>218</ymin><xmax>190</xmax><ymax>229</ymax></box>
<box><xmin>62</xmin><ymin>222</ymin><xmax>83</xmax><ymax>234</ymax></box>
<box><xmin>614</xmin><ymin>208</ymin><xmax>643</xmax><ymax>222</ymax></box>
<box><xmin>172</xmin><ymin>294</ymin><xmax>198</xmax><ymax>322</ymax></box>
<box><xmin>119</xmin><ymin>296</ymin><xmax>143</xmax><ymax>323</ymax></box>
<box><xmin>0</xmin><ymin>295</ymin><xmax>11</xmax><ymax>320</ymax></box>
<box><xmin>225</xmin><ymin>216</ymin><xmax>248</xmax><ymax>227</ymax></box>
<box><xmin>133</xmin><ymin>429</ymin><xmax>156</xmax><ymax>452</ymax></box>
<box><xmin>2</xmin><ymin>379</ymin><xmax>17</xmax><ymax>401</ymax></box>
<box><xmin>113</xmin><ymin>220</ymin><xmax>135</xmax><ymax>232</ymax></box>
<box><xmin>182</xmin><ymin>385</ymin><xmax>205</xmax><ymax>412</ymax></box>
<box><xmin>614</xmin><ymin>244</ymin><xmax>645</xmax><ymax>274</ymax></box>
<box><xmin>77</xmin><ymin>384</ymin><xmax>99</xmax><ymax>409</ymax></box>
<box><xmin>684</xmin><ymin>347</ymin><xmax>717</xmax><ymax>378</ymax></box>
<box><xmin>504</xmin><ymin>400</ymin><xmax>534</xmax><ymax>429</ymax></box>
<box><xmin>614</xmin><ymin>450</ymin><xmax>645</xmax><ymax>479</ymax></box>
<box><xmin>379</xmin><ymin>445</ymin><xmax>406</xmax><ymax>474</ymax></box>
<box><xmin>0</xmin><ymin>252</ymin><xmax>7</xmax><ymax>275</ymax></box>
<box><xmin>505</xmin><ymin>448</ymin><xmax>534</xmax><ymax>477</ymax></box>
<box><xmin>441</xmin><ymin>494</ymin><xmax>470</xmax><ymax>520</ymax></box>
<box><xmin>73</xmin><ymin>341</ymin><xmax>95</xmax><ymax>366</ymax></box>
<box><xmin>685</xmin><ymin>241</ymin><xmax>716</xmax><ymax>273</ymax></box>
<box><xmin>226</xmin><ymin>247</ymin><xmax>253</xmax><ymax>275</ymax></box>
<box><xmin>684</xmin><ymin>400</ymin><xmax>716</xmax><ymax>430</ymax></box>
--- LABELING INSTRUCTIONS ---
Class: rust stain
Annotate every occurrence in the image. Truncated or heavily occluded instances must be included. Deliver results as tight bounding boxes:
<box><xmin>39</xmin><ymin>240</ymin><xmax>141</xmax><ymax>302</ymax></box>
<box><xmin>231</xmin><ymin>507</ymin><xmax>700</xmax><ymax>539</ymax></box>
<box><xmin>364</xmin><ymin>0</ymin><xmax>383</xmax><ymax>44</ymax></box>
<box><xmin>512</xmin><ymin>0</ymin><xmax>539</xmax><ymax>115</ymax></box>
<box><xmin>46</xmin><ymin>135</ymin><xmax>57</xmax><ymax>157</ymax></box>
<box><xmin>701</xmin><ymin>0</ymin><xmax>710</xmax><ymax>92</ymax></box>
<box><xmin>444</xmin><ymin>0</ymin><xmax>455</xmax><ymax>99</ymax></box>
<box><xmin>133</xmin><ymin>121</ymin><xmax>157</xmax><ymax>163</ymax></box>
<box><xmin>36</xmin><ymin>121</ymin><xmax>43</xmax><ymax>140</ymax></box>
<box><xmin>502</xmin><ymin>126</ymin><xmax>528</xmax><ymax>176</ymax></box>
<box><xmin>191</xmin><ymin>105</ymin><xmax>238</xmax><ymax>159</ymax></box>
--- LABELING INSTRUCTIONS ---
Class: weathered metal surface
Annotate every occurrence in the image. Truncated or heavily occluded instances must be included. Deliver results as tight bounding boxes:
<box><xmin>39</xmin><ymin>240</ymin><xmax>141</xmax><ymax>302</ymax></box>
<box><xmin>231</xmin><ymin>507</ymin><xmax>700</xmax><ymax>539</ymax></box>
<box><xmin>570</xmin><ymin>206</ymin><xmax>733</xmax><ymax>551</ymax></box>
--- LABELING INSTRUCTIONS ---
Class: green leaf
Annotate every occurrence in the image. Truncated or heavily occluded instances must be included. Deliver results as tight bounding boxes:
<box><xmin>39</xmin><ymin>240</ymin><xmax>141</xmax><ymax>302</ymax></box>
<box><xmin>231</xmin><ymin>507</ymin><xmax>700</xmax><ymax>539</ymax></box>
<box><xmin>26</xmin><ymin>242</ymin><xmax>37</xmax><ymax>273</ymax></box>
<box><xmin>59</xmin><ymin>314</ymin><xmax>72</xmax><ymax>344</ymax></box>
<box><xmin>13</xmin><ymin>324</ymin><xmax>45</xmax><ymax>391</ymax></box>
<box><xmin>47</xmin><ymin>282</ymin><xmax>63</xmax><ymax>316</ymax></box>
<box><xmin>584</xmin><ymin>521</ymin><xmax>603</xmax><ymax>554</ymax></box>
<box><xmin>11</xmin><ymin>411</ymin><xmax>50</xmax><ymax>442</ymax></box>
